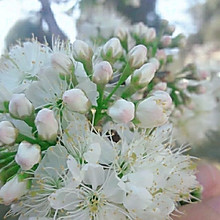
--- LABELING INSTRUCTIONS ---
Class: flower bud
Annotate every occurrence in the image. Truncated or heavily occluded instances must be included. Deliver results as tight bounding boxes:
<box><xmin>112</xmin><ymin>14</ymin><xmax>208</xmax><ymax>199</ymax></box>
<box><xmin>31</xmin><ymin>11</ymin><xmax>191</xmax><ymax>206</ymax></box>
<box><xmin>131</xmin><ymin>63</ymin><xmax>156</xmax><ymax>88</ymax></box>
<box><xmin>167</xmin><ymin>24</ymin><xmax>175</xmax><ymax>34</ymax></box>
<box><xmin>132</xmin><ymin>22</ymin><xmax>148</xmax><ymax>37</ymax></box>
<box><xmin>128</xmin><ymin>45</ymin><xmax>147</xmax><ymax>69</ymax></box>
<box><xmin>0</xmin><ymin>175</ymin><xmax>28</xmax><ymax>205</ymax></box>
<box><xmin>145</xmin><ymin>28</ymin><xmax>156</xmax><ymax>43</ymax></box>
<box><xmin>9</xmin><ymin>94</ymin><xmax>34</xmax><ymax>119</ymax></box>
<box><xmin>136</xmin><ymin>91</ymin><xmax>172</xmax><ymax>128</ymax></box>
<box><xmin>108</xmin><ymin>99</ymin><xmax>135</xmax><ymax>123</ymax></box>
<box><xmin>161</xmin><ymin>35</ymin><xmax>172</xmax><ymax>47</ymax></box>
<box><xmin>92</xmin><ymin>61</ymin><xmax>113</xmax><ymax>85</ymax></box>
<box><xmin>149</xmin><ymin>58</ymin><xmax>160</xmax><ymax>70</ymax></box>
<box><xmin>62</xmin><ymin>88</ymin><xmax>91</xmax><ymax>113</ymax></box>
<box><xmin>51</xmin><ymin>52</ymin><xmax>73</xmax><ymax>76</ymax></box>
<box><xmin>35</xmin><ymin>109</ymin><xmax>58</xmax><ymax>142</ymax></box>
<box><xmin>102</xmin><ymin>38</ymin><xmax>123</xmax><ymax>60</ymax></box>
<box><xmin>154</xmin><ymin>82</ymin><xmax>167</xmax><ymax>91</ymax></box>
<box><xmin>72</xmin><ymin>40</ymin><xmax>93</xmax><ymax>62</ymax></box>
<box><xmin>114</xmin><ymin>27</ymin><xmax>128</xmax><ymax>41</ymax></box>
<box><xmin>156</xmin><ymin>49</ymin><xmax>167</xmax><ymax>62</ymax></box>
<box><xmin>0</xmin><ymin>121</ymin><xmax>17</xmax><ymax>146</ymax></box>
<box><xmin>15</xmin><ymin>141</ymin><xmax>41</xmax><ymax>170</ymax></box>
<box><xmin>176</xmin><ymin>79</ymin><xmax>189</xmax><ymax>90</ymax></box>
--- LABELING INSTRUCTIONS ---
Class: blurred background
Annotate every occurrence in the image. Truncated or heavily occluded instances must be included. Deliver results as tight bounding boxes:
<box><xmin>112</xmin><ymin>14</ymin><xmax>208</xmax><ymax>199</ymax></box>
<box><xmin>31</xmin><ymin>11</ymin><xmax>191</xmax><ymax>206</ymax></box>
<box><xmin>0</xmin><ymin>0</ymin><xmax>220</xmax><ymax>218</ymax></box>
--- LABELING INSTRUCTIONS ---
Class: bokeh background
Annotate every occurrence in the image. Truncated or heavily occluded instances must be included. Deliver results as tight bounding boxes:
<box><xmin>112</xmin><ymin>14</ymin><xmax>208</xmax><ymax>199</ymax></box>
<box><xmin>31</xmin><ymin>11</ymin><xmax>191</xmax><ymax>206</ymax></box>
<box><xmin>0</xmin><ymin>0</ymin><xmax>220</xmax><ymax>218</ymax></box>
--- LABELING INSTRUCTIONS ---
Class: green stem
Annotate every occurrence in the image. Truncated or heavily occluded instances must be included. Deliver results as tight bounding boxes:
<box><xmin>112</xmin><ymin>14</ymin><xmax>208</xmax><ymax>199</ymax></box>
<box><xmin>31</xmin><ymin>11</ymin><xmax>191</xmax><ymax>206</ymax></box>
<box><xmin>103</xmin><ymin>64</ymin><xmax>132</xmax><ymax>105</ymax></box>
<box><xmin>121</xmin><ymin>84</ymin><xmax>137</xmax><ymax>99</ymax></box>
<box><xmin>83</xmin><ymin>60</ymin><xmax>93</xmax><ymax>80</ymax></box>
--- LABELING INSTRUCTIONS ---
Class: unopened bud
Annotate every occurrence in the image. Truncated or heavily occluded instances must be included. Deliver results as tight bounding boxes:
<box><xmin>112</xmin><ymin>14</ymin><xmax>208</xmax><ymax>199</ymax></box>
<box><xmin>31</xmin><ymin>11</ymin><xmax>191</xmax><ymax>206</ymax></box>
<box><xmin>167</xmin><ymin>24</ymin><xmax>175</xmax><ymax>34</ymax></box>
<box><xmin>132</xmin><ymin>22</ymin><xmax>148</xmax><ymax>37</ymax></box>
<box><xmin>149</xmin><ymin>58</ymin><xmax>160</xmax><ymax>70</ymax></box>
<box><xmin>131</xmin><ymin>63</ymin><xmax>156</xmax><ymax>88</ymax></box>
<box><xmin>176</xmin><ymin>79</ymin><xmax>189</xmax><ymax>90</ymax></box>
<box><xmin>51</xmin><ymin>52</ymin><xmax>73</xmax><ymax>76</ymax></box>
<box><xmin>0</xmin><ymin>121</ymin><xmax>17</xmax><ymax>146</ymax></box>
<box><xmin>115</xmin><ymin>27</ymin><xmax>128</xmax><ymax>41</ymax></box>
<box><xmin>145</xmin><ymin>28</ymin><xmax>156</xmax><ymax>43</ymax></box>
<box><xmin>92</xmin><ymin>61</ymin><xmax>113</xmax><ymax>85</ymax></box>
<box><xmin>15</xmin><ymin>141</ymin><xmax>41</xmax><ymax>170</ymax></box>
<box><xmin>161</xmin><ymin>35</ymin><xmax>172</xmax><ymax>47</ymax></box>
<box><xmin>0</xmin><ymin>175</ymin><xmax>28</xmax><ymax>205</ymax></box>
<box><xmin>154</xmin><ymin>82</ymin><xmax>167</xmax><ymax>91</ymax></box>
<box><xmin>72</xmin><ymin>40</ymin><xmax>93</xmax><ymax>62</ymax></box>
<box><xmin>108</xmin><ymin>99</ymin><xmax>135</xmax><ymax>123</ymax></box>
<box><xmin>136</xmin><ymin>91</ymin><xmax>172</xmax><ymax>128</ymax></box>
<box><xmin>156</xmin><ymin>49</ymin><xmax>167</xmax><ymax>62</ymax></box>
<box><xmin>35</xmin><ymin>109</ymin><xmax>58</xmax><ymax>142</ymax></box>
<box><xmin>128</xmin><ymin>45</ymin><xmax>147</xmax><ymax>69</ymax></box>
<box><xmin>9</xmin><ymin>94</ymin><xmax>34</xmax><ymax>119</ymax></box>
<box><xmin>102</xmin><ymin>38</ymin><xmax>123</xmax><ymax>61</ymax></box>
<box><xmin>63</xmin><ymin>88</ymin><xmax>91</xmax><ymax>113</ymax></box>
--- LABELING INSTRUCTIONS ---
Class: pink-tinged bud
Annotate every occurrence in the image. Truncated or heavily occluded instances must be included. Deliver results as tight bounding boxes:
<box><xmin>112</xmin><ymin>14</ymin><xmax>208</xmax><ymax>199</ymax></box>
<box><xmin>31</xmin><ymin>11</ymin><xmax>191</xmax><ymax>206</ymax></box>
<box><xmin>149</xmin><ymin>58</ymin><xmax>160</xmax><ymax>70</ymax></box>
<box><xmin>167</xmin><ymin>24</ymin><xmax>175</xmax><ymax>34</ymax></box>
<box><xmin>0</xmin><ymin>121</ymin><xmax>17</xmax><ymax>146</ymax></box>
<box><xmin>197</xmin><ymin>85</ymin><xmax>206</xmax><ymax>94</ymax></box>
<box><xmin>145</xmin><ymin>28</ymin><xmax>156</xmax><ymax>42</ymax></box>
<box><xmin>102</xmin><ymin>38</ymin><xmax>123</xmax><ymax>60</ymax></box>
<box><xmin>9</xmin><ymin>94</ymin><xmax>34</xmax><ymax>119</ymax></box>
<box><xmin>114</xmin><ymin>27</ymin><xmax>128</xmax><ymax>41</ymax></box>
<box><xmin>156</xmin><ymin>49</ymin><xmax>167</xmax><ymax>62</ymax></box>
<box><xmin>72</xmin><ymin>40</ymin><xmax>93</xmax><ymax>62</ymax></box>
<box><xmin>131</xmin><ymin>63</ymin><xmax>156</xmax><ymax>88</ymax></box>
<box><xmin>128</xmin><ymin>45</ymin><xmax>147</xmax><ymax>69</ymax></box>
<box><xmin>15</xmin><ymin>141</ymin><xmax>41</xmax><ymax>170</ymax></box>
<box><xmin>62</xmin><ymin>88</ymin><xmax>91</xmax><ymax>113</ymax></box>
<box><xmin>0</xmin><ymin>175</ymin><xmax>28</xmax><ymax>205</ymax></box>
<box><xmin>154</xmin><ymin>82</ymin><xmax>167</xmax><ymax>91</ymax></box>
<box><xmin>198</xmin><ymin>70</ymin><xmax>210</xmax><ymax>80</ymax></box>
<box><xmin>35</xmin><ymin>109</ymin><xmax>58</xmax><ymax>142</ymax></box>
<box><xmin>51</xmin><ymin>52</ymin><xmax>73</xmax><ymax>76</ymax></box>
<box><xmin>92</xmin><ymin>61</ymin><xmax>113</xmax><ymax>85</ymax></box>
<box><xmin>108</xmin><ymin>99</ymin><xmax>135</xmax><ymax>123</ymax></box>
<box><xmin>136</xmin><ymin>91</ymin><xmax>172</xmax><ymax>128</ymax></box>
<box><xmin>176</xmin><ymin>79</ymin><xmax>189</xmax><ymax>90</ymax></box>
<box><xmin>161</xmin><ymin>35</ymin><xmax>172</xmax><ymax>47</ymax></box>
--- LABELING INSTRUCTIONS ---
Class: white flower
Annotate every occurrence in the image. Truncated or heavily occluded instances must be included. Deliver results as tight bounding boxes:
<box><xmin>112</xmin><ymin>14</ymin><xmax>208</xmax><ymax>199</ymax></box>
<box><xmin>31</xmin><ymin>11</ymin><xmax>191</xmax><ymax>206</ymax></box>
<box><xmin>131</xmin><ymin>63</ymin><xmax>156</xmax><ymax>88</ymax></box>
<box><xmin>0</xmin><ymin>121</ymin><xmax>17</xmax><ymax>146</ymax></box>
<box><xmin>136</xmin><ymin>91</ymin><xmax>172</xmax><ymax>128</ymax></box>
<box><xmin>9</xmin><ymin>94</ymin><xmax>34</xmax><ymax>119</ymax></box>
<box><xmin>48</xmin><ymin>155</ymin><xmax>128</xmax><ymax>219</ymax></box>
<box><xmin>72</xmin><ymin>40</ymin><xmax>93</xmax><ymax>62</ymax></box>
<box><xmin>114</xmin><ymin>26</ymin><xmax>128</xmax><ymax>41</ymax></box>
<box><xmin>102</xmin><ymin>38</ymin><xmax>123</xmax><ymax>60</ymax></box>
<box><xmin>0</xmin><ymin>40</ymin><xmax>51</xmax><ymax>92</ymax></box>
<box><xmin>62</xmin><ymin>88</ymin><xmax>91</xmax><ymax>113</ymax></box>
<box><xmin>156</xmin><ymin>49</ymin><xmax>167</xmax><ymax>62</ymax></box>
<box><xmin>108</xmin><ymin>99</ymin><xmax>135</xmax><ymax>124</ymax></box>
<box><xmin>35</xmin><ymin>109</ymin><xmax>58</xmax><ymax>142</ymax></box>
<box><xmin>15</xmin><ymin>141</ymin><xmax>41</xmax><ymax>170</ymax></box>
<box><xmin>92</xmin><ymin>61</ymin><xmax>113</xmax><ymax>85</ymax></box>
<box><xmin>128</xmin><ymin>45</ymin><xmax>147</xmax><ymax>69</ymax></box>
<box><xmin>0</xmin><ymin>175</ymin><xmax>28</xmax><ymax>205</ymax></box>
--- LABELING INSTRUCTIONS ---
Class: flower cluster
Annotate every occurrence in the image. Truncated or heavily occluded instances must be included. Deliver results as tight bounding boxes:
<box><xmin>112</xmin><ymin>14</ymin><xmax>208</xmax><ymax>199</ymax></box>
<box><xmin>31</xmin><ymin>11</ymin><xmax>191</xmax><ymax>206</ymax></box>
<box><xmin>0</xmin><ymin>33</ymin><xmax>199</xmax><ymax>219</ymax></box>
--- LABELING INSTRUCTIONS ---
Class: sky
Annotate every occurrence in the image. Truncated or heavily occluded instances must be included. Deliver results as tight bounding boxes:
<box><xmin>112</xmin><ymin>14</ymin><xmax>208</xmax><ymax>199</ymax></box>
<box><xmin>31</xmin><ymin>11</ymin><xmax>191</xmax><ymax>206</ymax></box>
<box><xmin>0</xmin><ymin>0</ymin><xmax>205</xmax><ymax>54</ymax></box>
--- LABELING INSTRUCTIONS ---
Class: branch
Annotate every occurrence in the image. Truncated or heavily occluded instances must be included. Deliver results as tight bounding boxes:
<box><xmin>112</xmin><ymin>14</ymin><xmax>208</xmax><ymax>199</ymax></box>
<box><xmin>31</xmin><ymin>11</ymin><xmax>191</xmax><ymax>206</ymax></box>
<box><xmin>39</xmin><ymin>0</ymin><xmax>67</xmax><ymax>40</ymax></box>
